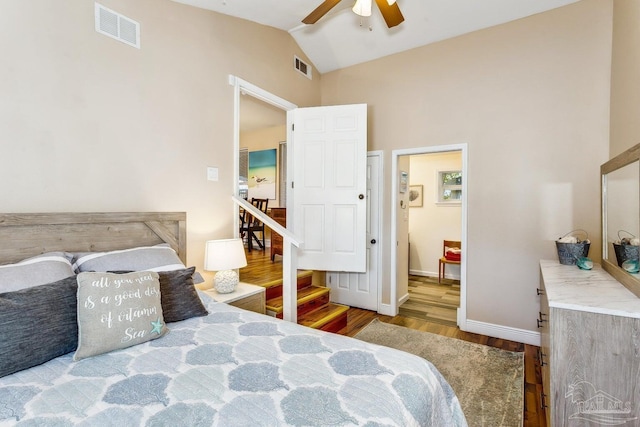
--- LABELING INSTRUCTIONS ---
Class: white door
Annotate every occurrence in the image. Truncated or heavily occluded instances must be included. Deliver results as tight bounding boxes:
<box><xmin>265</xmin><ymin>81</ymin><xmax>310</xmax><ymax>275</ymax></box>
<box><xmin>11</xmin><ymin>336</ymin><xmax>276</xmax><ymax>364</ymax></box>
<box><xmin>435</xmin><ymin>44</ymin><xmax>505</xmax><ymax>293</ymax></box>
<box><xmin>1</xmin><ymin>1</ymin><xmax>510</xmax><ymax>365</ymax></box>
<box><xmin>327</xmin><ymin>154</ymin><xmax>381</xmax><ymax>311</ymax></box>
<box><xmin>291</xmin><ymin>104</ymin><xmax>367</xmax><ymax>272</ymax></box>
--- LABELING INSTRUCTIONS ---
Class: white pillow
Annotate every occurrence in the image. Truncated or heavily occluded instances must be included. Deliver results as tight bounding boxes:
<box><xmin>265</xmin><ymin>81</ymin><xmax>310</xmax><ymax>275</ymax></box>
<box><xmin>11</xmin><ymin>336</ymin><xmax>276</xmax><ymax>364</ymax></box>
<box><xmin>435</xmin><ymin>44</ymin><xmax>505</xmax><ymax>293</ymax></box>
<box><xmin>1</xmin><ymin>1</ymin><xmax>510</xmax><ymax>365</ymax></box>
<box><xmin>0</xmin><ymin>252</ymin><xmax>74</xmax><ymax>293</ymax></box>
<box><xmin>73</xmin><ymin>244</ymin><xmax>185</xmax><ymax>274</ymax></box>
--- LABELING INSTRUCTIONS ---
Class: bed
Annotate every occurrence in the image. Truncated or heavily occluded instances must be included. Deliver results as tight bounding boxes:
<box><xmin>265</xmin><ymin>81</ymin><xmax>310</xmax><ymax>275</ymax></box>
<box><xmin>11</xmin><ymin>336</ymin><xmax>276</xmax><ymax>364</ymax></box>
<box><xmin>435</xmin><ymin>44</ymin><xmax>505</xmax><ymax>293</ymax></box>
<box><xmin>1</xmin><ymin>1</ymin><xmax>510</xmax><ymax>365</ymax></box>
<box><xmin>0</xmin><ymin>212</ymin><xmax>466</xmax><ymax>426</ymax></box>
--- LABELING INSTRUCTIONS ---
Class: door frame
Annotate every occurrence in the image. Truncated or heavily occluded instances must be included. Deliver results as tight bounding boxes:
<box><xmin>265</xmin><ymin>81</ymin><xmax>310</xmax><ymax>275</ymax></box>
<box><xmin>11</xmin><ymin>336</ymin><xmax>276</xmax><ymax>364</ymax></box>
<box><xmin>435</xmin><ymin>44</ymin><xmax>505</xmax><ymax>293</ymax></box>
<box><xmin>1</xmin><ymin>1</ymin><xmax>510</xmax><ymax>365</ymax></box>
<box><xmin>229</xmin><ymin>75</ymin><xmax>297</xmax><ymax>233</ymax></box>
<box><xmin>390</xmin><ymin>143</ymin><xmax>468</xmax><ymax>329</ymax></box>
<box><xmin>369</xmin><ymin>151</ymin><xmax>384</xmax><ymax>313</ymax></box>
<box><xmin>231</xmin><ymin>76</ymin><xmax>388</xmax><ymax>313</ymax></box>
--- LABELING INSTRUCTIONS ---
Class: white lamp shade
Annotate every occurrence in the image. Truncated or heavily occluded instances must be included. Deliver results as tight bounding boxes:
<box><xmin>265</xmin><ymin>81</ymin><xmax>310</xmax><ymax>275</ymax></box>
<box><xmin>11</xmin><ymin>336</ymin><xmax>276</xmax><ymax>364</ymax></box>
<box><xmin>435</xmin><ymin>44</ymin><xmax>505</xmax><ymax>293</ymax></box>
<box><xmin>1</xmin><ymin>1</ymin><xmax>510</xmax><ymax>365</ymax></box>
<box><xmin>352</xmin><ymin>0</ymin><xmax>372</xmax><ymax>17</ymax></box>
<box><xmin>204</xmin><ymin>239</ymin><xmax>247</xmax><ymax>271</ymax></box>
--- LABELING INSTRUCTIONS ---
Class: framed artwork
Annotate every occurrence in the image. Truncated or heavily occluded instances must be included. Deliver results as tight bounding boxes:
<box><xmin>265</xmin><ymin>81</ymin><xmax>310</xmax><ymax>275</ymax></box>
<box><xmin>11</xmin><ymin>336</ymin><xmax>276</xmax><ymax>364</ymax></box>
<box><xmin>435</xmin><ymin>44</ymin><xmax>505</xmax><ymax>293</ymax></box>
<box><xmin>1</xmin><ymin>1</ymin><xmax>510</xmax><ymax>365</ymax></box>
<box><xmin>248</xmin><ymin>148</ymin><xmax>277</xmax><ymax>200</ymax></box>
<box><xmin>409</xmin><ymin>185</ymin><xmax>423</xmax><ymax>207</ymax></box>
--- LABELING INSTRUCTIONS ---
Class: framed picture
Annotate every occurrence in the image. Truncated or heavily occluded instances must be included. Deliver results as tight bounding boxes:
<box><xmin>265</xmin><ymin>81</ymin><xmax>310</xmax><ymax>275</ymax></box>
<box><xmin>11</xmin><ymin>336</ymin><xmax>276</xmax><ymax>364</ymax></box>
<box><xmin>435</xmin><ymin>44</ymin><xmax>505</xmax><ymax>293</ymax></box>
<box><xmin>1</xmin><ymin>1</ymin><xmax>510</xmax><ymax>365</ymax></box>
<box><xmin>409</xmin><ymin>185</ymin><xmax>423</xmax><ymax>207</ymax></box>
<box><xmin>248</xmin><ymin>148</ymin><xmax>277</xmax><ymax>200</ymax></box>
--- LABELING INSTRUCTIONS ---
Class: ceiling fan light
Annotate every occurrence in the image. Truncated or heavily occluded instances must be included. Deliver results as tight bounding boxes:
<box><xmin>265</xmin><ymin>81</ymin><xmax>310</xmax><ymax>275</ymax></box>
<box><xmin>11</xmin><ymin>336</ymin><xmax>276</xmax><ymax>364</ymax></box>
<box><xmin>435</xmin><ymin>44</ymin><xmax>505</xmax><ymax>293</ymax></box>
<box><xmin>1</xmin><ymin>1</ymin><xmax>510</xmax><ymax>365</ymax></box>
<box><xmin>352</xmin><ymin>0</ymin><xmax>372</xmax><ymax>17</ymax></box>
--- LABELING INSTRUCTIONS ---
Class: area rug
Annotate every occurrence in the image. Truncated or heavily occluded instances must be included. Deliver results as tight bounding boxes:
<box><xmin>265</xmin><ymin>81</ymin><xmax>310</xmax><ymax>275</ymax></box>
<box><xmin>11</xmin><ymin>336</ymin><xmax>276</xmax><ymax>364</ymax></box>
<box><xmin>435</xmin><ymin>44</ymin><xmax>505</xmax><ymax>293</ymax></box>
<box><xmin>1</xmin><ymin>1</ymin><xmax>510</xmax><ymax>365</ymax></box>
<box><xmin>354</xmin><ymin>319</ymin><xmax>524</xmax><ymax>427</ymax></box>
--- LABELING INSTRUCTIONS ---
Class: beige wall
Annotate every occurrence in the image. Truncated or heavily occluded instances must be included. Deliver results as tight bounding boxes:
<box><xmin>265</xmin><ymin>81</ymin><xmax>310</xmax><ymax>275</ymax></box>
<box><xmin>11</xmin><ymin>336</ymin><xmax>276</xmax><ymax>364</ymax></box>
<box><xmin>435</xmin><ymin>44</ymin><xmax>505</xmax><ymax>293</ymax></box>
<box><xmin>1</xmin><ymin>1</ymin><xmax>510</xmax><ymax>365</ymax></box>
<box><xmin>611</xmin><ymin>0</ymin><xmax>640</xmax><ymax>157</ymax></box>
<box><xmin>408</xmin><ymin>152</ymin><xmax>462</xmax><ymax>278</ymax></box>
<box><xmin>2</xmin><ymin>0</ymin><xmax>620</xmax><ymax>336</ymax></box>
<box><xmin>0</xmin><ymin>0</ymin><xmax>320</xmax><ymax>283</ymax></box>
<box><xmin>321</xmin><ymin>0</ymin><xmax>612</xmax><ymax>332</ymax></box>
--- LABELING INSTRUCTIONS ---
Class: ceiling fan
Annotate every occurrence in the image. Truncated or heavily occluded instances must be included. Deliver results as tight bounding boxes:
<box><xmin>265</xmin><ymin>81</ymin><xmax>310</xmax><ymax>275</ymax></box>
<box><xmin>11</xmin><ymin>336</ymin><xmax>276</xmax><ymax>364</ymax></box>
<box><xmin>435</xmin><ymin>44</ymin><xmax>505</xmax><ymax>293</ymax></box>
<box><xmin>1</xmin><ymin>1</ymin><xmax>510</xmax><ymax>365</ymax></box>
<box><xmin>302</xmin><ymin>0</ymin><xmax>405</xmax><ymax>28</ymax></box>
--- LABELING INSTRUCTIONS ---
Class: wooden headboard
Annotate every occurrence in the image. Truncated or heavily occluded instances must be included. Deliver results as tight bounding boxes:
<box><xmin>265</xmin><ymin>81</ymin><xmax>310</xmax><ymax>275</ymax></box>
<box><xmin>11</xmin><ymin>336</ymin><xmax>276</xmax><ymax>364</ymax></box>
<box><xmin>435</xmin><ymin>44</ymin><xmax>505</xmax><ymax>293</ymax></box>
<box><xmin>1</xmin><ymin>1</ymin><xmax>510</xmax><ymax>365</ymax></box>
<box><xmin>0</xmin><ymin>212</ymin><xmax>186</xmax><ymax>265</ymax></box>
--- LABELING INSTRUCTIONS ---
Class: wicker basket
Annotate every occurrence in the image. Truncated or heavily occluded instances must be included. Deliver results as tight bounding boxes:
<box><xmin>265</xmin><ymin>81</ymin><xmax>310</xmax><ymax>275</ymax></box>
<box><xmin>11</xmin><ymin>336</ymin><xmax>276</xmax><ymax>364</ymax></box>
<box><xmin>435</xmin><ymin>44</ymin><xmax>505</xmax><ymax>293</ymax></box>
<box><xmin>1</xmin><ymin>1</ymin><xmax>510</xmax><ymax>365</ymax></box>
<box><xmin>613</xmin><ymin>230</ymin><xmax>639</xmax><ymax>267</ymax></box>
<box><xmin>556</xmin><ymin>230</ymin><xmax>590</xmax><ymax>265</ymax></box>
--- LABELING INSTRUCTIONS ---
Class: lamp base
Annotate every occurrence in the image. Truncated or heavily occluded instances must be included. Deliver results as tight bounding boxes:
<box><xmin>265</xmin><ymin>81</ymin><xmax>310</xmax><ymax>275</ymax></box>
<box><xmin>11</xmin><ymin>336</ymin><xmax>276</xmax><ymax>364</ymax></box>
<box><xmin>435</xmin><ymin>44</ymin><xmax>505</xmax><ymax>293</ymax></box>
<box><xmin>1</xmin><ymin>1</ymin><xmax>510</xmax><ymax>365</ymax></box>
<box><xmin>214</xmin><ymin>270</ymin><xmax>239</xmax><ymax>294</ymax></box>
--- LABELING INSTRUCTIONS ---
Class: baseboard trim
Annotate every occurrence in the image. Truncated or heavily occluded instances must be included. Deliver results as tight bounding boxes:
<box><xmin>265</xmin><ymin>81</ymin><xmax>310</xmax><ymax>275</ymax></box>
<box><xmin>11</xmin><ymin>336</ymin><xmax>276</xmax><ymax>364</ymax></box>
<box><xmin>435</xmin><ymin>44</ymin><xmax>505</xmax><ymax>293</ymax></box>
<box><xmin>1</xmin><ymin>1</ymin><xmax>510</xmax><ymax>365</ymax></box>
<box><xmin>409</xmin><ymin>269</ymin><xmax>431</xmax><ymax>276</ymax></box>
<box><xmin>464</xmin><ymin>319</ymin><xmax>541</xmax><ymax>346</ymax></box>
<box><xmin>398</xmin><ymin>292</ymin><xmax>410</xmax><ymax>306</ymax></box>
<box><xmin>409</xmin><ymin>269</ymin><xmax>460</xmax><ymax>281</ymax></box>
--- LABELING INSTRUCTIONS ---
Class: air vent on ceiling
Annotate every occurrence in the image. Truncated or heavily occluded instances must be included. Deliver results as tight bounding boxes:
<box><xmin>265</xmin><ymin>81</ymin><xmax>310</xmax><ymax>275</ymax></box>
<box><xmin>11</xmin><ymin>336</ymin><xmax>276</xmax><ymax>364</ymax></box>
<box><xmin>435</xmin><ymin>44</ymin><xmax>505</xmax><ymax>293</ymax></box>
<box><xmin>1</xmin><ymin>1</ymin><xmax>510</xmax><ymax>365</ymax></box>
<box><xmin>95</xmin><ymin>3</ymin><xmax>140</xmax><ymax>49</ymax></box>
<box><xmin>294</xmin><ymin>55</ymin><xmax>312</xmax><ymax>80</ymax></box>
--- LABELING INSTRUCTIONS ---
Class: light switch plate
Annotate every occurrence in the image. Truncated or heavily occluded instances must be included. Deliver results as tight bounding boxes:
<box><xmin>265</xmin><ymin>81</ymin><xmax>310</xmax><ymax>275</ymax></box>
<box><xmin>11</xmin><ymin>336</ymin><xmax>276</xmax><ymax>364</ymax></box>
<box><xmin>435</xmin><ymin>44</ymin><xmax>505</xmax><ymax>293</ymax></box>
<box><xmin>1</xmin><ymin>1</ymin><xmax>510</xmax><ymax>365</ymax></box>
<box><xmin>207</xmin><ymin>167</ymin><xmax>219</xmax><ymax>181</ymax></box>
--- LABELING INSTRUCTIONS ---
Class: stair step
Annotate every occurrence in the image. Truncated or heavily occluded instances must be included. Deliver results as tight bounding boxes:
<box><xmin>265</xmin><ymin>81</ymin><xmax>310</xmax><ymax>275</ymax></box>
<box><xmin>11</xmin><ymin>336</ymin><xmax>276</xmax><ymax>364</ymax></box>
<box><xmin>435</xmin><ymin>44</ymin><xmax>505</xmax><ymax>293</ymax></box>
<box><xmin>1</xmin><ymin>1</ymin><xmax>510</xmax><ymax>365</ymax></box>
<box><xmin>257</xmin><ymin>270</ymin><xmax>349</xmax><ymax>333</ymax></box>
<box><xmin>298</xmin><ymin>303</ymin><xmax>349</xmax><ymax>332</ymax></box>
<box><xmin>267</xmin><ymin>286</ymin><xmax>330</xmax><ymax>317</ymax></box>
<box><xmin>260</xmin><ymin>271</ymin><xmax>314</xmax><ymax>301</ymax></box>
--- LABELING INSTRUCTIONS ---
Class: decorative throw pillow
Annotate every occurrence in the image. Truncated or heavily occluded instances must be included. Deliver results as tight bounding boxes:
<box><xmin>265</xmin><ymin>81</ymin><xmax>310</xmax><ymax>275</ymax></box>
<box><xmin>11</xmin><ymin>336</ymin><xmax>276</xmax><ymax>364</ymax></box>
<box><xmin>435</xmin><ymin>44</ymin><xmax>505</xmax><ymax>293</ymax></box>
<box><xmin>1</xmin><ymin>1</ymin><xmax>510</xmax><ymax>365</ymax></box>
<box><xmin>75</xmin><ymin>271</ymin><xmax>168</xmax><ymax>360</ymax></box>
<box><xmin>158</xmin><ymin>267</ymin><xmax>208</xmax><ymax>322</ymax></box>
<box><xmin>0</xmin><ymin>276</ymin><xmax>78</xmax><ymax>378</ymax></box>
<box><xmin>110</xmin><ymin>267</ymin><xmax>208</xmax><ymax>323</ymax></box>
<box><xmin>72</xmin><ymin>244</ymin><xmax>186</xmax><ymax>275</ymax></box>
<box><xmin>0</xmin><ymin>252</ymin><xmax>74</xmax><ymax>293</ymax></box>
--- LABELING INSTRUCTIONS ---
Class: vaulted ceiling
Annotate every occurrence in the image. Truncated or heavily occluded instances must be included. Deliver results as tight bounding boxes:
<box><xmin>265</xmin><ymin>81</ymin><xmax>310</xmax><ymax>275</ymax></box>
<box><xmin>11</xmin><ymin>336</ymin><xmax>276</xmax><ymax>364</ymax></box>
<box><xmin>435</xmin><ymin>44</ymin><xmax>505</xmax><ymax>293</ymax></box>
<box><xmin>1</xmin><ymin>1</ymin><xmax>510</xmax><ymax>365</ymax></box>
<box><xmin>172</xmin><ymin>0</ymin><xmax>580</xmax><ymax>74</ymax></box>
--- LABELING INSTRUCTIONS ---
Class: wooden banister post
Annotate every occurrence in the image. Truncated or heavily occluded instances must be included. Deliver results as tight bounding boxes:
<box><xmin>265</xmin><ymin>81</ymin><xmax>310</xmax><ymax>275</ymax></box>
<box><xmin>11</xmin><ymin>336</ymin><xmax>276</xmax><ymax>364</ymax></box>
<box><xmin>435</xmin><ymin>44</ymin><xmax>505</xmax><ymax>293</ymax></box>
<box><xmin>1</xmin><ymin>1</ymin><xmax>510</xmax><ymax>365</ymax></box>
<box><xmin>282</xmin><ymin>237</ymin><xmax>298</xmax><ymax>323</ymax></box>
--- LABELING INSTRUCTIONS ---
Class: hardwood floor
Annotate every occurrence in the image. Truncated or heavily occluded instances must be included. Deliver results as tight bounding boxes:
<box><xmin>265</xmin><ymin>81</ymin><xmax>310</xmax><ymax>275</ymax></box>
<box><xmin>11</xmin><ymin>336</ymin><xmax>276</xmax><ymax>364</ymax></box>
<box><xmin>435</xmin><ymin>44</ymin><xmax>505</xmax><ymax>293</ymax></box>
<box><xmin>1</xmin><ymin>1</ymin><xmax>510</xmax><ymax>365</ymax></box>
<box><xmin>399</xmin><ymin>275</ymin><xmax>460</xmax><ymax>326</ymax></box>
<box><xmin>240</xmin><ymin>248</ymin><xmax>547</xmax><ymax>427</ymax></box>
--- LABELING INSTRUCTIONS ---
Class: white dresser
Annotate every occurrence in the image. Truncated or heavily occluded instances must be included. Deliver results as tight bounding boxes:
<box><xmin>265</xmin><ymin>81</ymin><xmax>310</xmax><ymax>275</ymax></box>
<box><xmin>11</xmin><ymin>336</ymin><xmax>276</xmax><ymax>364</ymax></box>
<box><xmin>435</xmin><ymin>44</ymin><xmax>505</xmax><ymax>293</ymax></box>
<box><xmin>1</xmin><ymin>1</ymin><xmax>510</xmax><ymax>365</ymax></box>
<box><xmin>539</xmin><ymin>260</ymin><xmax>640</xmax><ymax>426</ymax></box>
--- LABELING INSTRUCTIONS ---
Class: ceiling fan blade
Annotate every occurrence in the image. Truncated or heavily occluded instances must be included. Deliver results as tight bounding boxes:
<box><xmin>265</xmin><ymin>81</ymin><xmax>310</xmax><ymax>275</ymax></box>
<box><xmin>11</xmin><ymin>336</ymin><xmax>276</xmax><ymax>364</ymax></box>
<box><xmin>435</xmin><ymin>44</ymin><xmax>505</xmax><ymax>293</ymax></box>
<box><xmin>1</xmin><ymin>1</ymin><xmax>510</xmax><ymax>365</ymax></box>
<box><xmin>302</xmin><ymin>0</ymin><xmax>343</xmax><ymax>24</ymax></box>
<box><xmin>374</xmin><ymin>0</ymin><xmax>405</xmax><ymax>28</ymax></box>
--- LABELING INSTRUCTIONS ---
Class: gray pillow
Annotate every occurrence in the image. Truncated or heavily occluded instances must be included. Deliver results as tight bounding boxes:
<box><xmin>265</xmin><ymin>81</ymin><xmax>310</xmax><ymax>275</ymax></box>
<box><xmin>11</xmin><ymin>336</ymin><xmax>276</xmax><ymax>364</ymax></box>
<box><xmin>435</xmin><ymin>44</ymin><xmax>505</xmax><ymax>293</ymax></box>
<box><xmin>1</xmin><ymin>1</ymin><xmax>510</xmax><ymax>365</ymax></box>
<box><xmin>0</xmin><ymin>252</ymin><xmax>74</xmax><ymax>293</ymax></box>
<box><xmin>75</xmin><ymin>271</ymin><xmax>168</xmax><ymax>360</ymax></box>
<box><xmin>73</xmin><ymin>244</ymin><xmax>185</xmax><ymax>274</ymax></box>
<box><xmin>111</xmin><ymin>267</ymin><xmax>208</xmax><ymax>323</ymax></box>
<box><xmin>0</xmin><ymin>276</ymin><xmax>78</xmax><ymax>378</ymax></box>
<box><xmin>158</xmin><ymin>267</ymin><xmax>209</xmax><ymax>322</ymax></box>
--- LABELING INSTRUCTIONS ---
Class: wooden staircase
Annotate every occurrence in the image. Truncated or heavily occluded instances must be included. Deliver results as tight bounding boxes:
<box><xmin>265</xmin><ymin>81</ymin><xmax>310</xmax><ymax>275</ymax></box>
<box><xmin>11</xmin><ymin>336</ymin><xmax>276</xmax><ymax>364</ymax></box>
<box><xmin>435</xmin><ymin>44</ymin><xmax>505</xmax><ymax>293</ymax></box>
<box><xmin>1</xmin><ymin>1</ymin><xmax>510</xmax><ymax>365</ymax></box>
<box><xmin>260</xmin><ymin>271</ymin><xmax>349</xmax><ymax>333</ymax></box>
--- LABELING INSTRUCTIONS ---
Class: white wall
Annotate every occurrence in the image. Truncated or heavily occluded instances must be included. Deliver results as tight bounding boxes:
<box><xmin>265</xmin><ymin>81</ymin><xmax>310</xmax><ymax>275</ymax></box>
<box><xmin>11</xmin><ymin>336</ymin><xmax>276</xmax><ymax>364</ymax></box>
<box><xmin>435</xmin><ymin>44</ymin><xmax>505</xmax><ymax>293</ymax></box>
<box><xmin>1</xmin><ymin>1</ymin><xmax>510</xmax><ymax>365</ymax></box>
<box><xmin>409</xmin><ymin>152</ymin><xmax>462</xmax><ymax>278</ymax></box>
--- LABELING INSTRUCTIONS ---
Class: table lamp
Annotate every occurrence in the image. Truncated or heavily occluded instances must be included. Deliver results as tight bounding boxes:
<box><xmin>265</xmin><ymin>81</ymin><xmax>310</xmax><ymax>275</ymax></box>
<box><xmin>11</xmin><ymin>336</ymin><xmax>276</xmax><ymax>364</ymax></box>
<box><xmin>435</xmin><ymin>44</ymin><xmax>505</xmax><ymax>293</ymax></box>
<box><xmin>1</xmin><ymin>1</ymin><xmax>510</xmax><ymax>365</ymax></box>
<box><xmin>204</xmin><ymin>238</ymin><xmax>247</xmax><ymax>293</ymax></box>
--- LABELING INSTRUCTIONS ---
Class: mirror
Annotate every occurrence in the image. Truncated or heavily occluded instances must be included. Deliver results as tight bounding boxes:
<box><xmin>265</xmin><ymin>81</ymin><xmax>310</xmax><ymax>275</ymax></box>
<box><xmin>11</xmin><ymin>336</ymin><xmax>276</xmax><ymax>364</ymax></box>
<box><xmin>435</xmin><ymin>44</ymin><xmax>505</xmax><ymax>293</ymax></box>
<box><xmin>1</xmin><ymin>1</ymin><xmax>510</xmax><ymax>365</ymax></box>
<box><xmin>601</xmin><ymin>143</ymin><xmax>640</xmax><ymax>297</ymax></box>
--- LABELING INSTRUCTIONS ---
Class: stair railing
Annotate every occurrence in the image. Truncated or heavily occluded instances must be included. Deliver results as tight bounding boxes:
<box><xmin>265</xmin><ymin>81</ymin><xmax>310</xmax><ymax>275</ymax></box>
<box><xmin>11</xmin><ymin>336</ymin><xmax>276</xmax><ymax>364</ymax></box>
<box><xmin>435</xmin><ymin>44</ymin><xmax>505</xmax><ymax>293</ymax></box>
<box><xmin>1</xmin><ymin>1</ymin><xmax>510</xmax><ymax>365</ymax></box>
<box><xmin>232</xmin><ymin>195</ymin><xmax>302</xmax><ymax>323</ymax></box>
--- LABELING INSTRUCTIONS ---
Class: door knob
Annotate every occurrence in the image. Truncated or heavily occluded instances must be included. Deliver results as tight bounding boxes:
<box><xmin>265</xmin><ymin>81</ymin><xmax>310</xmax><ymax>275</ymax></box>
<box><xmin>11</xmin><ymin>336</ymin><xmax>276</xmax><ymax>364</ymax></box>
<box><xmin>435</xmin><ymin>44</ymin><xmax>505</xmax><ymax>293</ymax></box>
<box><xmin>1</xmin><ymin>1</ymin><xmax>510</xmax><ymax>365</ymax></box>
<box><xmin>370</xmin><ymin>239</ymin><xmax>377</xmax><ymax>244</ymax></box>
<box><xmin>359</xmin><ymin>194</ymin><xmax>365</xmax><ymax>200</ymax></box>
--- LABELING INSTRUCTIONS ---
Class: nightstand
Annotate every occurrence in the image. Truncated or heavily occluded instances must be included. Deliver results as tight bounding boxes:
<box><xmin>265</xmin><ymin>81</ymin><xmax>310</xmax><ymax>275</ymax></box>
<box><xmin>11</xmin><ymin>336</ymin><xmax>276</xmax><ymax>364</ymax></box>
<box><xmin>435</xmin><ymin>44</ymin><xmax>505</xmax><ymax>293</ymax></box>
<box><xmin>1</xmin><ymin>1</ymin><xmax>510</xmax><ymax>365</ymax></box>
<box><xmin>204</xmin><ymin>282</ymin><xmax>266</xmax><ymax>314</ymax></box>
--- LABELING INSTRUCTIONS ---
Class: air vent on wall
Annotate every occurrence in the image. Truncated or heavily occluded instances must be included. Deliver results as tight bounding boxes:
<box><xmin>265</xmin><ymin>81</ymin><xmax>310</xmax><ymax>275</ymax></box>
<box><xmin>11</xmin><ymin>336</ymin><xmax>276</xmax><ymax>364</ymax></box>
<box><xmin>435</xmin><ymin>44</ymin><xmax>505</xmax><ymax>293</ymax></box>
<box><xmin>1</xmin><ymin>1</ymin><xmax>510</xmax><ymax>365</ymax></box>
<box><xmin>95</xmin><ymin>3</ymin><xmax>140</xmax><ymax>49</ymax></box>
<box><xmin>294</xmin><ymin>55</ymin><xmax>312</xmax><ymax>80</ymax></box>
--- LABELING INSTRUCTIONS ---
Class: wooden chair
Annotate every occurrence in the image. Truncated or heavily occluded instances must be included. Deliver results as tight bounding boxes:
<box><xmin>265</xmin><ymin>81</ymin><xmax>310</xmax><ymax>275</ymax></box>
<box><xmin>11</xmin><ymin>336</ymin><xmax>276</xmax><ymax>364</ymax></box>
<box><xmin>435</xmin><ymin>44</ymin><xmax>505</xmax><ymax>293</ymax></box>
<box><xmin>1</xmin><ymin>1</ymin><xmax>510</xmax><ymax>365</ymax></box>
<box><xmin>239</xmin><ymin>198</ymin><xmax>269</xmax><ymax>252</ymax></box>
<box><xmin>439</xmin><ymin>240</ymin><xmax>461</xmax><ymax>283</ymax></box>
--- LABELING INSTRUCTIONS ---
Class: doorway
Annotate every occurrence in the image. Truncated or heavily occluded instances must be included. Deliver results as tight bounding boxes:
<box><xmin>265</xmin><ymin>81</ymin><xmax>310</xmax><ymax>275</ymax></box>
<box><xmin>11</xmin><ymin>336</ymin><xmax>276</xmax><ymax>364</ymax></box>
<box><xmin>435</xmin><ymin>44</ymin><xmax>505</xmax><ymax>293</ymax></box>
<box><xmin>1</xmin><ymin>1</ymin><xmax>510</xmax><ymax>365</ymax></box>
<box><xmin>230</xmin><ymin>76</ymin><xmax>296</xmax><ymax>236</ymax></box>
<box><xmin>390</xmin><ymin>144</ymin><xmax>468</xmax><ymax>328</ymax></box>
<box><xmin>400</xmin><ymin>152</ymin><xmax>462</xmax><ymax>326</ymax></box>
<box><xmin>231</xmin><ymin>78</ymin><xmax>371</xmax><ymax>305</ymax></box>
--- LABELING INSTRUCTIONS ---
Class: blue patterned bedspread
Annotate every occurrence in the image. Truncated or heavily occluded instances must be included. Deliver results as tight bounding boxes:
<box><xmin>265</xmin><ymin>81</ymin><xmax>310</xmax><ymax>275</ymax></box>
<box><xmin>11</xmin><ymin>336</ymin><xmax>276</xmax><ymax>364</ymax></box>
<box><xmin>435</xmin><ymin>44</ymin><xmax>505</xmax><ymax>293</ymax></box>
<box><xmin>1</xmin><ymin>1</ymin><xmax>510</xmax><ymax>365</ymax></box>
<box><xmin>0</xmin><ymin>293</ymin><xmax>467</xmax><ymax>426</ymax></box>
